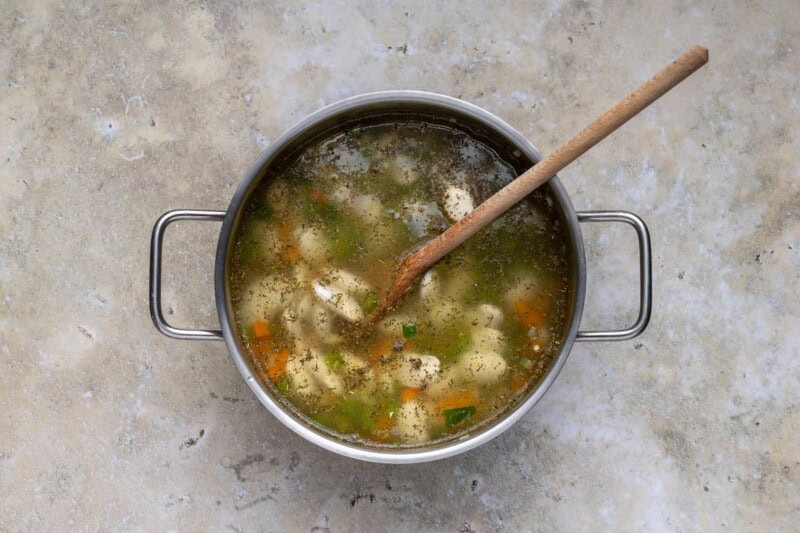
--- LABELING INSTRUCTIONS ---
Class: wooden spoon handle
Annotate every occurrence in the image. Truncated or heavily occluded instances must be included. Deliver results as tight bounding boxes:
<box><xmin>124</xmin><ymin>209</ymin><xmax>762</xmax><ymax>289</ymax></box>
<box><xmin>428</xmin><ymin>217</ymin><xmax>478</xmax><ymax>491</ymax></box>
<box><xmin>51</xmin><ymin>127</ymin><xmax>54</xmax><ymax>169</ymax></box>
<box><xmin>367</xmin><ymin>45</ymin><xmax>708</xmax><ymax>325</ymax></box>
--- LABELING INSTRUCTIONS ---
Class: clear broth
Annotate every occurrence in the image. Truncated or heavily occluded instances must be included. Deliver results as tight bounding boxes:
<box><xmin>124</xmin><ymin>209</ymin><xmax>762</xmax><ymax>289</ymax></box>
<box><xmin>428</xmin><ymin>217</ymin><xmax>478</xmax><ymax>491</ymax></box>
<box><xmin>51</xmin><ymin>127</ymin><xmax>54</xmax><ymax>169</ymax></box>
<box><xmin>230</xmin><ymin>119</ymin><xmax>573</xmax><ymax>446</ymax></box>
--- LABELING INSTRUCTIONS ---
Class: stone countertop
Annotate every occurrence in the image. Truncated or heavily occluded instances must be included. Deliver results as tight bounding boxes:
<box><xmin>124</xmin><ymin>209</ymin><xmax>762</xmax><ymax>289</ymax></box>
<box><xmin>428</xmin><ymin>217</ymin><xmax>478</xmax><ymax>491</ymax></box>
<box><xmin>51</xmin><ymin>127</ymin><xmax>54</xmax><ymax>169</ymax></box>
<box><xmin>1</xmin><ymin>1</ymin><xmax>798</xmax><ymax>530</ymax></box>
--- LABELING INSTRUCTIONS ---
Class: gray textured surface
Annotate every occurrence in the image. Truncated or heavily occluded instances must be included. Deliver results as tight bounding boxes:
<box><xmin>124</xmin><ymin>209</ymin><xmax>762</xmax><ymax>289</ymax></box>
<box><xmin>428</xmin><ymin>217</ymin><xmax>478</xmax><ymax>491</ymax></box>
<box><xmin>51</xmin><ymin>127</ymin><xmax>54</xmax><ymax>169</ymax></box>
<box><xmin>1</xmin><ymin>1</ymin><xmax>798</xmax><ymax>531</ymax></box>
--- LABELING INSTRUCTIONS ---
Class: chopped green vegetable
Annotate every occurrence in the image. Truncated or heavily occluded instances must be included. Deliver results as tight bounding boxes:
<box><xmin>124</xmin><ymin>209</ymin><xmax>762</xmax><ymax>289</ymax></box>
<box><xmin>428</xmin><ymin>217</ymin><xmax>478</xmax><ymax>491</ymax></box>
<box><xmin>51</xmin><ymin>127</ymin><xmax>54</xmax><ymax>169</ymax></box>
<box><xmin>274</xmin><ymin>376</ymin><xmax>290</xmax><ymax>394</ymax></box>
<box><xmin>361</xmin><ymin>291</ymin><xmax>378</xmax><ymax>314</ymax></box>
<box><xmin>402</xmin><ymin>322</ymin><xmax>417</xmax><ymax>339</ymax></box>
<box><xmin>444</xmin><ymin>406</ymin><xmax>476</xmax><ymax>427</ymax></box>
<box><xmin>324</xmin><ymin>350</ymin><xmax>345</xmax><ymax>371</ymax></box>
<box><xmin>321</xmin><ymin>397</ymin><xmax>376</xmax><ymax>435</ymax></box>
<box><xmin>238</xmin><ymin>237</ymin><xmax>264</xmax><ymax>264</ymax></box>
<box><xmin>242</xmin><ymin>323</ymin><xmax>255</xmax><ymax>342</ymax></box>
<box><xmin>375</xmin><ymin>394</ymin><xmax>399</xmax><ymax>418</ymax></box>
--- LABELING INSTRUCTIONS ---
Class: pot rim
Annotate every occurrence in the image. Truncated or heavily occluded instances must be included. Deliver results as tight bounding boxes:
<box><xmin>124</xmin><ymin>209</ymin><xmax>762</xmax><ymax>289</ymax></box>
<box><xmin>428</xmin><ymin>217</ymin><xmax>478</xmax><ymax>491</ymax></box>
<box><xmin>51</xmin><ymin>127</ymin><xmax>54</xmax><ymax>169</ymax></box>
<box><xmin>214</xmin><ymin>90</ymin><xmax>587</xmax><ymax>463</ymax></box>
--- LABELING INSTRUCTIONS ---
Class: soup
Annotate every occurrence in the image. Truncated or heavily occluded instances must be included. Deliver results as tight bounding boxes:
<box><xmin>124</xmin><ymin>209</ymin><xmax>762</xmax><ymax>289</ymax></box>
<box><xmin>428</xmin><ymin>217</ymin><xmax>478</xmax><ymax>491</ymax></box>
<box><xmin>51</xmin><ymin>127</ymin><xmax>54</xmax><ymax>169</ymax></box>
<box><xmin>230</xmin><ymin>119</ymin><xmax>573</xmax><ymax>446</ymax></box>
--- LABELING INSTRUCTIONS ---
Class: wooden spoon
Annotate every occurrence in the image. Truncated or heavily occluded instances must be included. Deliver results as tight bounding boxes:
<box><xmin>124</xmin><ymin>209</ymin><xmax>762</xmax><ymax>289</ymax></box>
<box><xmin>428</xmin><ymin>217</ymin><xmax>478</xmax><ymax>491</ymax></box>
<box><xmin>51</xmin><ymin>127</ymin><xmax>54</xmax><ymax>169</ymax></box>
<box><xmin>363</xmin><ymin>45</ymin><xmax>708</xmax><ymax>329</ymax></box>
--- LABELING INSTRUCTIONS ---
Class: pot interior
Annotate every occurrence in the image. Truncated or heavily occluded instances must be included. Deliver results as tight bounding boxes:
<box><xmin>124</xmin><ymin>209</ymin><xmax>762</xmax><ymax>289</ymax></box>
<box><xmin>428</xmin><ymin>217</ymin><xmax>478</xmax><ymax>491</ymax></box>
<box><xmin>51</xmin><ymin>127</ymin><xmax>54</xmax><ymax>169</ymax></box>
<box><xmin>217</xmin><ymin>93</ymin><xmax>584</xmax><ymax>462</ymax></box>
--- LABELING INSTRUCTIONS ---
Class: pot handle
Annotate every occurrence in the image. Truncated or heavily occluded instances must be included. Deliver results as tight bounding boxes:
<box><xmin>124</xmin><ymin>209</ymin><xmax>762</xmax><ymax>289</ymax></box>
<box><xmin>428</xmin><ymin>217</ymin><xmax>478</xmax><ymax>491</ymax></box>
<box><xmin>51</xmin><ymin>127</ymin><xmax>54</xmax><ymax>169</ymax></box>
<box><xmin>575</xmin><ymin>211</ymin><xmax>652</xmax><ymax>342</ymax></box>
<box><xmin>149</xmin><ymin>209</ymin><xmax>226</xmax><ymax>340</ymax></box>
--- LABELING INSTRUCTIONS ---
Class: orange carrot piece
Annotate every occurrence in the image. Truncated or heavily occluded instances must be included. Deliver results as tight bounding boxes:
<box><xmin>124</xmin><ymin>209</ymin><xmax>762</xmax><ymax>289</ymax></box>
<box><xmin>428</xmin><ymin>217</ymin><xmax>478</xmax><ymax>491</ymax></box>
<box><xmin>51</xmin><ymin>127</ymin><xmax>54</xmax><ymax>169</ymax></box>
<box><xmin>438</xmin><ymin>389</ymin><xmax>478</xmax><ymax>411</ymax></box>
<box><xmin>277</xmin><ymin>219</ymin><xmax>290</xmax><ymax>237</ymax></box>
<box><xmin>276</xmin><ymin>220</ymin><xmax>300</xmax><ymax>263</ymax></box>
<box><xmin>376</xmin><ymin>415</ymin><xmax>394</xmax><ymax>430</ymax></box>
<box><xmin>510</xmin><ymin>374</ymin><xmax>528</xmax><ymax>392</ymax></box>
<box><xmin>400</xmin><ymin>387</ymin><xmax>420</xmax><ymax>402</ymax></box>
<box><xmin>310</xmin><ymin>188</ymin><xmax>327</xmax><ymax>204</ymax></box>
<box><xmin>521</xmin><ymin>309</ymin><xmax>545</xmax><ymax>328</ymax></box>
<box><xmin>267</xmin><ymin>348</ymin><xmax>290</xmax><ymax>382</ymax></box>
<box><xmin>252</xmin><ymin>320</ymin><xmax>270</xmax><ymax>338</ymax></box>
<box><xmin>250</xmin><ymin>337</ymin><xmax>272</xmax><ymax>362</ymax></box>
<box><xmin>514</xmin><ymin>298</ymin><xmax>547</xmax><ymax>328</ymax></box>
<box><xmin>368</xmin><ymin>339</ymin><xmax>394</xmax><ymax>362</ymax></box>
<box><xmin>513</xmin><ymin>299</ymin><xmax>530</xmax><ymax>316</ymax></box>
<box><xmin>283</xmin><ymin>244</ymin><xmax>300</xmax><ymax>263</ymax></box>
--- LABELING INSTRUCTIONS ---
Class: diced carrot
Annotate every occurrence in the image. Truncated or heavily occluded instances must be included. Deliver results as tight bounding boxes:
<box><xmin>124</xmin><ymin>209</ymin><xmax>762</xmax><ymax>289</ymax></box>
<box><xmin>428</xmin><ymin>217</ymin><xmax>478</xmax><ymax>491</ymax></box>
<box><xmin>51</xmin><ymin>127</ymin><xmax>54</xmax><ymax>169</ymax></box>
<box><xmin>250</xmin><ymin>337</ymin><xmax>273</xmax><ymax>363</ymax></box>
<box><xmin>310</xmin><ymin>188</ymin><xmax>327</xmax><ymax>204</ymax></box>
<box><xmin>276</xmin><ymin>220</ymin><xmax>300</xmax><ymax>263</ymax></box>
<box><xmin>400</xmin><ymin>387</ymin><xmax>420</xmax><ymax>402</ymax></box>
<box><xmin>252</xmin><ymin>320</ymin><xmax>270</xmax><ymax>339</ymax></box>
<box><xmin>510</xmin><ymin>374</ymin><xmax>528</xmax><ymax>392</ymax></box>
<box><xmin>513</xmin><ymin>298</ymin><xmax>547</xmax><ymax>328</ymax></box>
<box><xmin>282</xmin><ymin>244</ymin><xmax>300</xmax><ymax>263</ymax></box>
<box><xmin>267</xmin><ymin>348</ymin><xmax>290</xmax><ymax>382</ymax></box>
<box><xmin>277</xmin><ymin>219</ymin><xmax>291</xmax><ymax>239</ymax></box>
<box><xmin>513</xmin><ymin>299</ymin><xmax>530</xmax><ymax>316</ymax></box>
<box><xmin>368</xmin><ymin>339</ymin><xmax>394</xmax><ymax>362</ymax></box>
<box><xmin>438</xmin><ymin>389</ymin><xmax>478</xmax><ymax>411</ymax></box>
<box><xmin>376</xmin><ymin>415</ymin><xmax>394</xmax><ymax>430</ymax></box>
<box><xmin>522</xmin><ymin>309</ymin><xmax>545</xmax><ymax>328</ymax></box>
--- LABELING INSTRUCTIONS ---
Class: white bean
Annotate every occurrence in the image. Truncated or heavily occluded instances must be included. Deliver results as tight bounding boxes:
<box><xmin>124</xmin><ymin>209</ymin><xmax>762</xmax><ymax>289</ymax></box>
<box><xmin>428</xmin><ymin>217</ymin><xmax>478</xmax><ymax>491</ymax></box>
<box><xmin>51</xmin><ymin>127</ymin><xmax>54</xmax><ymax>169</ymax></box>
<box><xmin>403</xmin><ymin>201</ymin><xmax>444</xmax><ymax>237</ymax></box>
<box><xmin>352</xmin><ymin>194</ymin><xmax>383</xmax><ymax>225</ymax></box>
<box><xmin>395</xmin><ymin>399</ymin><xmax>430</xmax><ymax>442</ymax></box>
<box><xmin>330</xmin><ymin>183</ymin><xmax>353</xmax><ymax>205</ymax></box>
<box><xmin>467</xmin><ymin>303</ymin><xmax>504</xmax><ymax>328</ymax></box>
<box><xmin>423</xmin><ymin>367</ymin><xmax>461</xmax><ymax>397</ymax></box>
<box><xmin>285</xmin><ymin>353</ymin><xmax>321</xmax><ymax>400</ymax></box>
<box><xmin>297</xmin><ymin>227</ymin><xmax>330</xmax><ymax>266</ymax></box>
<box><xmin>312</xmin><ymin>280</ymin><xmax>364</xmax><ymax>323</ymax></box>
<box><xmin>458</xmin><ymin>350</ymin><xmax>508</xmax><ymax>384</ymax></box>
<box><xmin>373</xmin><ymin>371</ymin><xmax>395</xmax><ymax>395</ymax></box>
<box><xmin>310</xmin><ymin>303</ymin><xmax>341</xmax><ymax>345</ymax></box>
<box><xmin>503</xmin><ymin>274</ymin><xmax>541</xmax><ymax>307</ymax></box>
<box><xmin>281</xmin><ymin>306</ymin><xmax>305</xmax><ymax>338</ymax></box>
<box><xmin>427</xmin><ymin>298</ymin><xmax>460</xmax><ymax>327</ymax></box>
<box><xmin>388</xmin><ymin>154</ymin><xmax>420</xmax><ymax>185</ymax></box>
<box><xmin>320</xmin><ymin>267</ymin><xmax>373</xmax><ymax>296</ymax></box>
<box><xmin>393</xmin><ymin>353</ymin><xmax>441</xmax><ymax>388</ymax></box>
<box><xmin>306</xmin><ymin>349</ymin><xmax>344</xmax><ymax>395</ymax></box>
<box><xmin>340</xmin><ymin>351</ymin><xmax>370</xmax><ymax>375</ymax></box>
<box><xmin>471</xmin><ymin>327</ymin><xmax>507</xmax><ymax>353</ymax></box>
<box><xmin>237</xmin><ymin>275</ymin><xmax>291</xmax><ymax>324</ymax></box>
<box><xmin>442</xmin><ymin>185</ymin><xmax>475</xmax><ymax>222</ymax></box>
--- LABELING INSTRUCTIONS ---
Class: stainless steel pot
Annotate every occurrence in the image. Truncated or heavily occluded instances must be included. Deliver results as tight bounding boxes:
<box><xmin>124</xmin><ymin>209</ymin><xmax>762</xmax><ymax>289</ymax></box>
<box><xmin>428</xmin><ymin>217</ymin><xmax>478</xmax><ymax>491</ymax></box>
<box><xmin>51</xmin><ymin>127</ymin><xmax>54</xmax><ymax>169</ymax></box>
<box><xmin>149</xmin><ymin>91</ymin><xmax>652</xmax><ymax>463</ymax></box>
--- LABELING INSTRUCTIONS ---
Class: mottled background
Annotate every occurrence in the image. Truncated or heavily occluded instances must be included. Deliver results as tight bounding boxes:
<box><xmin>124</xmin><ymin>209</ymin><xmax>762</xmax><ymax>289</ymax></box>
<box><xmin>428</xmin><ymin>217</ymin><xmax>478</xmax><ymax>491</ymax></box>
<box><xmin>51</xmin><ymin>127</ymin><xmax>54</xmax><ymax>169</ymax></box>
<box><xmin>1</xmin><ymin>0</ymin><xmax>798</xmax><ymax>531</ymax></box>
